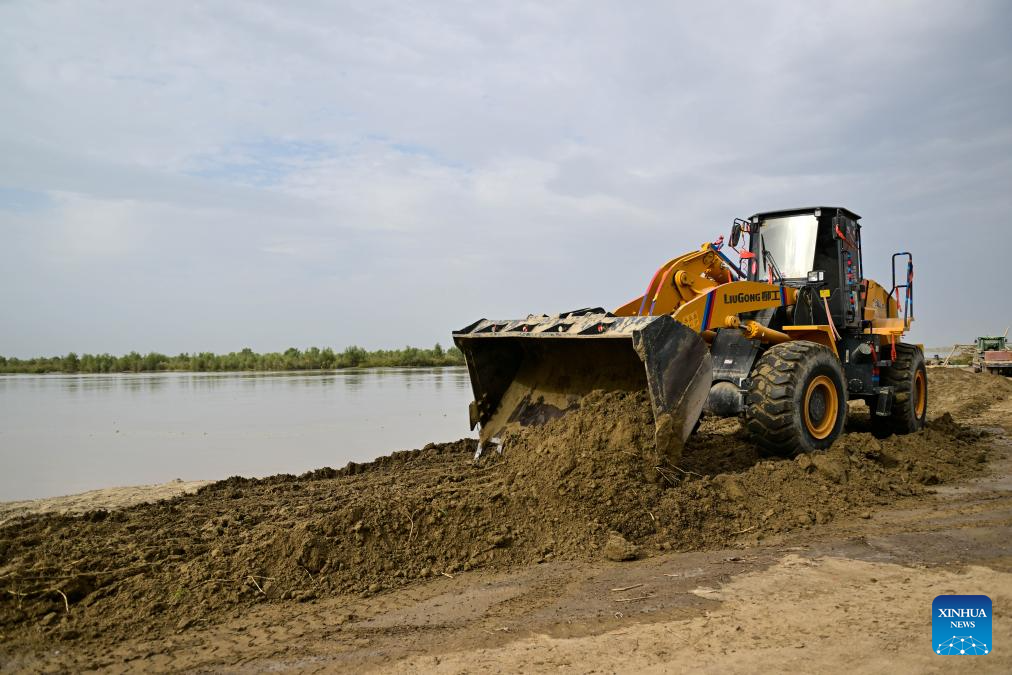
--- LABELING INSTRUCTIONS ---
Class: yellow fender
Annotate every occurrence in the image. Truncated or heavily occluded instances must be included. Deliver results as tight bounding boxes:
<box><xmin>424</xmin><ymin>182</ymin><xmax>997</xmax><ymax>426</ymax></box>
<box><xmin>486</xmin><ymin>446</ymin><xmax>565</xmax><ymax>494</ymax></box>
<box><xmin>863</xmin><ymin>278</ymin><xmax>910</xmax><ymax>337</ymax></box>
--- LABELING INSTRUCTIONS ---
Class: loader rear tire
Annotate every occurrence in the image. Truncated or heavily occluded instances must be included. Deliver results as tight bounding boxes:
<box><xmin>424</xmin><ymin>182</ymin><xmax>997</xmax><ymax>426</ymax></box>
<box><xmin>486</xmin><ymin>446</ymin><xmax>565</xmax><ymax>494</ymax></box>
<box><xmin>745</xmin><ymin>341</ymin><xmax>848</xmax><ymax>457</ymax></box>
<box><xmin>872</xmin><ymin>343</ymin><xmax>927</xmax><ymax>436</ymax></box>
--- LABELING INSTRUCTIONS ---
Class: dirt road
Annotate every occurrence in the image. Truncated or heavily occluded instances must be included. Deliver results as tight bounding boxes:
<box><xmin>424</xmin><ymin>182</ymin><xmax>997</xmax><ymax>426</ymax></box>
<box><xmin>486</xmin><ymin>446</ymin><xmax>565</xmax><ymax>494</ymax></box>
<box><xmin>1</xmin><ymin>368</ymin><xmax>1011</xmax><ymax>672</ymax></box>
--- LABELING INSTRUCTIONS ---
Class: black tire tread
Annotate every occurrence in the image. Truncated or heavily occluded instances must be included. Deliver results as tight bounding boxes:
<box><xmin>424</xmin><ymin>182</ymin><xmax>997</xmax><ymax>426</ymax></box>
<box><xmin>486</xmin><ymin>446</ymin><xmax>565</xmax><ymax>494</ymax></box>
<box><xmin>745</xmin><ymin>340</ymin><xmax>847</xmax><ymax>457</ymax></box>
<box><xmin>873</xmin><ymin>343</ymin><xmax>926</xmax><ymax>435</ymax></box>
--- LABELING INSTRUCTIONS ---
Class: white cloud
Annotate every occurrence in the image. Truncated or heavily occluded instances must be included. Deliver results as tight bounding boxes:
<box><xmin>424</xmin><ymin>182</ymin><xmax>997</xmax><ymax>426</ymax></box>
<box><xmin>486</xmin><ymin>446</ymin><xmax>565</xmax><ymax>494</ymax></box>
<box><xmin>0</xmin><ymin>0</ymin><xmax>1010</xmax><ymax>354</ymax></box>
<box><xmin>43</xmin><ymin>192</ymin><xmax>147</xmax><ymax>261</ymax></box>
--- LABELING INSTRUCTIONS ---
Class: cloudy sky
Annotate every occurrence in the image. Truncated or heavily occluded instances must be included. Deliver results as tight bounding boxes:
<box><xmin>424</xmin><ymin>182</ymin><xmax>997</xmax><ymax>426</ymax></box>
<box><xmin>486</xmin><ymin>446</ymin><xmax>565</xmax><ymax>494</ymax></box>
<box><xmin>1</xmin><ymin>1</ymin><xmax>1010</xmax><ymax>357</ymax></box>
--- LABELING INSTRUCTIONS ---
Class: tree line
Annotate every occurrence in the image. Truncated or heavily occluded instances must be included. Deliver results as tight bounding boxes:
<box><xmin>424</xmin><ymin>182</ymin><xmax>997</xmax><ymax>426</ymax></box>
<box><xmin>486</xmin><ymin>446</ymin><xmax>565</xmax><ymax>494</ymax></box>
<box><xmin>0</xmin><ymin>344</ymin><xmax>465</xmax><ymax>374</ymax></box>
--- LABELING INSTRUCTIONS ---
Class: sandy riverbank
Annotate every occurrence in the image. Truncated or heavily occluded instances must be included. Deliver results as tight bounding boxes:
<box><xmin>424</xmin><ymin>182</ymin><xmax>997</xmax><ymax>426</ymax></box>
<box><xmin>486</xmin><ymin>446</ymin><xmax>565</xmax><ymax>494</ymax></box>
<box><xmin>0</xmin><ymin>480</ymin><xmax>211</xmax><ymax>527</ymax></box>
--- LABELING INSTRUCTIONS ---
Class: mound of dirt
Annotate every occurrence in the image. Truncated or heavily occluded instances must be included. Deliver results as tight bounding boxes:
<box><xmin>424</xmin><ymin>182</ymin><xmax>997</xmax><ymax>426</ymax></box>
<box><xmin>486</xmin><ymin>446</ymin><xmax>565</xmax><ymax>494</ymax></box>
<box><xmin>0</xmin><ymin>370</ymin><xmax>999</xmax><ymax>651</ymax></box>
<box><xmin>927</xmin><ymin>366</ymin><xmax>1012</xmax><ymax>418</ymax></box>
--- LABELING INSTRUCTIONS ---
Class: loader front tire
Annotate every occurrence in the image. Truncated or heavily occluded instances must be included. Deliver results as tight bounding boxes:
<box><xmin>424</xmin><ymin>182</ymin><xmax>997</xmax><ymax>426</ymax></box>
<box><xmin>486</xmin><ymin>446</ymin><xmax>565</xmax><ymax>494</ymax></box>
<box><xmin>872</xmin><ymin>343</ymin><xmax>927</xmax><ymax>436</ymax></box>
<box><xmin>745</xmin><ymin>341</ymin><xmax>847</xmax><ymax>457</ymax></box>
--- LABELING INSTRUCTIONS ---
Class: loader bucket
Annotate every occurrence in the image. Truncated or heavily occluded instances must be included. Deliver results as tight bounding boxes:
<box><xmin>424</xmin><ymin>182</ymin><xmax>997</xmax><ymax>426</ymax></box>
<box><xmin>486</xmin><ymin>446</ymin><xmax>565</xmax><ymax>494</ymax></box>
<box><xmin>453</xmin><ymin>310</ymin><xmax>712</xmax><ymax>463</ymax></box>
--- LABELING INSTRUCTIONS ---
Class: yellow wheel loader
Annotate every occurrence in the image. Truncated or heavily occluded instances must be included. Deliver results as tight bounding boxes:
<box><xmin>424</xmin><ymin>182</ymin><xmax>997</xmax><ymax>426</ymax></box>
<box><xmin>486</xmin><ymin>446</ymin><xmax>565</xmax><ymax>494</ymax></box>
<box><xmin>454</xmin><ymin>207</ymin><xmax>924</xmax><ymax>461</ymax></box>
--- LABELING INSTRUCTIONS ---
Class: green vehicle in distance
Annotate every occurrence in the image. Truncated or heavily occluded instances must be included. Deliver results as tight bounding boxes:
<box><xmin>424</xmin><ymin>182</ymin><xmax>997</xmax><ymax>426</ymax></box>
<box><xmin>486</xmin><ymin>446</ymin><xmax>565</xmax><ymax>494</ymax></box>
<box><xmin>974</xmin><ymin>331</ymin><xmax>1012</xmax><ymax>376</ymax></box>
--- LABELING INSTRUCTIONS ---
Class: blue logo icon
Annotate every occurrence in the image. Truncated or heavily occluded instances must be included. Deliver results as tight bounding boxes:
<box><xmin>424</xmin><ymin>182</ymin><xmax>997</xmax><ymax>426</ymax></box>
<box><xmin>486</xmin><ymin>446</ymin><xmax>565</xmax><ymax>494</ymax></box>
<box><xmin>933</xmin><ymin>595</ymin><xmax>992</xmax><ymax>655</ymax></box>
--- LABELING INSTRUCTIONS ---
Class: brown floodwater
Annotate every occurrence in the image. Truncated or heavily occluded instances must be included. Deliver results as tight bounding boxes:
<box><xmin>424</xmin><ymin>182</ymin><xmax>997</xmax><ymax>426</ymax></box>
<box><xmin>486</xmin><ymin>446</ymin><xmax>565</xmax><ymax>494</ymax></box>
<box><xmin>0</xmin><ymin>368</ymin><xmax>474</xmax><ymax>501</ymax></box>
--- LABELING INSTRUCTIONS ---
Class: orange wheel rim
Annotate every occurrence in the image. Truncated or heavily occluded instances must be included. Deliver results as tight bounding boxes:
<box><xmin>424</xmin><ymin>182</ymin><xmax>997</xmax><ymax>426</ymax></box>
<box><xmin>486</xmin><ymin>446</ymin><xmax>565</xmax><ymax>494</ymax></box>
<box><xmin>914</xmin><ymin>370</ymin><xmax>926</xmax><ymax>417</ymax></box>
<box><xmin>804</xmin><ymin>375</ymin><xmax>839</xmax><ymax>440</ymax></box>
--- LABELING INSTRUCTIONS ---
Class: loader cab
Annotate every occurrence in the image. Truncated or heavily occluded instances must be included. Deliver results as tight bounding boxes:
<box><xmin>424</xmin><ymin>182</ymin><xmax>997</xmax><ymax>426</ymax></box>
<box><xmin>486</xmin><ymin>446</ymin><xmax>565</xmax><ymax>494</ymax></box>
<box><xmin>732</xmin><ymin>206</ymin><xmax>864</xmax><ymax>330</ymax></box>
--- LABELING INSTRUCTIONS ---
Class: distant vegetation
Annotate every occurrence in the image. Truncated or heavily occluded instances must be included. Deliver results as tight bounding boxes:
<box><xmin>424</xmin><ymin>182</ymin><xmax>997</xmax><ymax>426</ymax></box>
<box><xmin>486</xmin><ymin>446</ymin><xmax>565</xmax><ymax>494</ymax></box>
<box><xmin>0</xmin><ymin>344</ymin><xmax>465</xmax><ymax>374</ymax></box>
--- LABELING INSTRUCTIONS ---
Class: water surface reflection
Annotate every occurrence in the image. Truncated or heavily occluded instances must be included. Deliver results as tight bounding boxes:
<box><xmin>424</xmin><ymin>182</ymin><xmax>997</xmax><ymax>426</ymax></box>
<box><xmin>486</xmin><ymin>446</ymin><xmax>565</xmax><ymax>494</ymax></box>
<box><xmin>0</xmin><ymin>368</ymin><xmax>474</xmax><ymax>501</ymax></box>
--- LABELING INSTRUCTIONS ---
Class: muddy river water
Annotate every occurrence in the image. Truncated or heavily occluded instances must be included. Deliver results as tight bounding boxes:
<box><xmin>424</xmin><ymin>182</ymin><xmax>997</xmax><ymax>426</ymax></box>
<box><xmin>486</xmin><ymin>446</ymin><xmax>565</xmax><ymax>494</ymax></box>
<box><xmin>0</xmin><ymin>368</ymin><xmax>474</xmax><ymax>501</ymax></box>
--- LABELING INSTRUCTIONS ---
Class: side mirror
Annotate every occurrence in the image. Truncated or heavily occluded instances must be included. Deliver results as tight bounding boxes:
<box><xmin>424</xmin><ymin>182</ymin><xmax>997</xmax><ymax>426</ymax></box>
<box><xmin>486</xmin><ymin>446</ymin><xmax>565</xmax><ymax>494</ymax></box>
<box><xmin>730</xmin><ymin>222</ymin><xmax>741</xmax><ymax>248</ymax></box>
